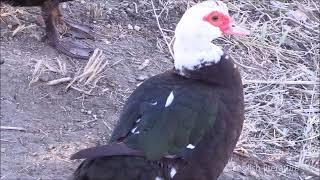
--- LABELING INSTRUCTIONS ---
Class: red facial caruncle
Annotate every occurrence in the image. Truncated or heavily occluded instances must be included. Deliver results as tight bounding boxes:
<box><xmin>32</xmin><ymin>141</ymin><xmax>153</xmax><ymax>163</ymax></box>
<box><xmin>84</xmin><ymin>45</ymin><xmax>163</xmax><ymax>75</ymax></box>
<box><xmin>203</xmin><ymin>11</ymin><xmax>250</xmax><ymax>36</ymax></box>
<box><xmin>203</xmin><ymin>11</ymin><xmax>231</xmax><ymax>33</ymax></box>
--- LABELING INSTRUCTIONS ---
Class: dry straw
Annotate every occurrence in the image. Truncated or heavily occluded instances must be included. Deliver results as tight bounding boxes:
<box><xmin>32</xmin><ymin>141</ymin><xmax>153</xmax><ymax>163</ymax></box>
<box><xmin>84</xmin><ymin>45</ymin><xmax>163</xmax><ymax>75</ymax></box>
<box><xmin>152</xmin><ymin>0</ymin><xmax>319</xmax><ymax>177</ymax></box>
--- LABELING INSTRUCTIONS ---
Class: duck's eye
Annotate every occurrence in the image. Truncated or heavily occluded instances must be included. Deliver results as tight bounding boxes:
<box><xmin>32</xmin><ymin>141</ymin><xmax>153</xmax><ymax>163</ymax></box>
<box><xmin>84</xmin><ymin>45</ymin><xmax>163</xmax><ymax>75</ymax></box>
<box><xmin>211</xmin><ymin>16</ymin><xmax>219</xmax><ymax>21</ymax></box>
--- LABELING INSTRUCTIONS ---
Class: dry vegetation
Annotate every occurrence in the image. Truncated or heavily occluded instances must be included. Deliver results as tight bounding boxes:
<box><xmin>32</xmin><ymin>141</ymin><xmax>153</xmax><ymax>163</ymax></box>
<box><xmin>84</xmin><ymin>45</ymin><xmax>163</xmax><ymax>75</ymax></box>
<box><xmin>224</xmin><ymin>0</ymin><xmax>319</xmax><ymax>177</ymax></box>
<box><xmin>1</xmin><ymin>0</ymin><xmax>319</xmax><ymax>179</ymax></box>
<box><xmin>136</xmin><ymin>0</ymin><xmax>320</xmax><ymax>177</ymax></box>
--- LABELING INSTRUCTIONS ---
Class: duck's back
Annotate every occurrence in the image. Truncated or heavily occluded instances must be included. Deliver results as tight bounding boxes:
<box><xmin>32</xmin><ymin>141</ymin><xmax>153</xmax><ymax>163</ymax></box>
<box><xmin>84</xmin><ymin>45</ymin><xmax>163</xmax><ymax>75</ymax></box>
<box><xmin>72</xmin><ymin>60</ymin><xmax>244</xmax><ymax>180</ymax></box>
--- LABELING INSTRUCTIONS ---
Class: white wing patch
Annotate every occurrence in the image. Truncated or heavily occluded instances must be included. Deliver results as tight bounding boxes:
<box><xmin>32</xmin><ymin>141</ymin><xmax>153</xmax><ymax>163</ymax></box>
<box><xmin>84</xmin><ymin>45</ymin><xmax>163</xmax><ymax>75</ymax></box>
<box><xmin>131</xmin><ymin>118</ymin><xmax>141</xmax><ymax>134</ymax></box>
<box><xmin>186</xmin><ymin>144</ymin><xmax>196</xmax><ymax>149</ymax></box>
<box><xmin>164</xmin><ymin>154</ymin><xmax>176</xmax><ymax>158</ymax></box>
<box><xmin>155</xmin><ymin>177</ymin><xmax>163</xmax><ymax>180</ymax></box>
<box><xmin>151</xmin><ymin>101</ymin><xmax>158</xmax><ymax>105</ymax></box>
<box><xmin>131</xmin><ymin>126</ymin><xmax>140</xmax><ymax>134</ymax></box>
<box><xmin>170</xmin><ymin>167</ymin><xmax>177</xmax><ymax>178</ymax></box>
<box><xmin>165</xmin><ymin>91</ymin><xmax>174</xmax><ymax>107</ymax></box>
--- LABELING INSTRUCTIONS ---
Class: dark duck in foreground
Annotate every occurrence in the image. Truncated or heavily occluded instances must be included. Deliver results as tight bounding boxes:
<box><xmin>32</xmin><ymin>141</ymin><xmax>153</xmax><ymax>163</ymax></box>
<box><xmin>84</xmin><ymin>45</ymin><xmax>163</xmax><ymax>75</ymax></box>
<box><xmin>1</xmin><ymin>0</ymin><xmax>94</xmax><ymax>59</ymax></box>
<box><xmin>71</xmin><ymin>1</ymin><xmax>250</xmax><ymax>179</ymax></box>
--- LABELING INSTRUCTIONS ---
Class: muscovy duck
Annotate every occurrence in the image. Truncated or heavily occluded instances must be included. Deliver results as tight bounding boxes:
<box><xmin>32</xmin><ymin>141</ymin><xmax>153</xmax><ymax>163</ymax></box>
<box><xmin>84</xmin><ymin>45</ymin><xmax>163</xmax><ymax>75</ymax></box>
<box><xmin>71</xmin><ymin>1</ymin><xmax>249</xmax><ymax>179</ymax></box>
<box><xmin>1</xmin><ymin>0</ymin><xmax>94</xmax><ymax>59</ymax></box>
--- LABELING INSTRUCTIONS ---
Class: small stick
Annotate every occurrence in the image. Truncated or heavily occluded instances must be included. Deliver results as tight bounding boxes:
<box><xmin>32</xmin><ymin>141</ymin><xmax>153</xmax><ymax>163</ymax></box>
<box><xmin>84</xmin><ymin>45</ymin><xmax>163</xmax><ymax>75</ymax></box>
<box><xmin>286</xmin><ymin>162</ymin><xmax>320</xmax><ymax>177</ymax></box>
<box><xmin>110</xmin><ymin>59</ymin><xmax>123</xmax><ymax>67</ymax></box>
<box><xmin>12</xmin><ymin>24</ymin><xmax>36</xmax><ymax>36</ymax></box>
<box><xmin>69</xmin><ymin>86</ymin><xmax>92</xmax><ymax>95</ymax></box>
<box><xmin>243</xmin><ymin>80</ymin><xmax>320</xmax><ymax>85</ymax></box>
<box><xmin>150</xmin><ymin>0</ymin><xmax>175</xmax><ymax>60</ymax></box>
<box><xmin>1</xmin><ymin>126</ymin><xmax>26</xmax><ymax>131</ymax></box>
<box><xmin>47</xmin><ymin>77</ymin><xmax>72</xmax><ymax>86</ymax></box>
<box><xmin>82</xmin><ymin>119</ymin><xmax>97</xmax><ymax>124</ymax></box>
<box><xmin>102</xmin><ymin>120</ymin><xmax>112</xmax><ymax>131</ymax></box>
<box><xmin>102</xmin><ymin>120</ymin><xmax>112</xmax><ymax>136</ymax></box>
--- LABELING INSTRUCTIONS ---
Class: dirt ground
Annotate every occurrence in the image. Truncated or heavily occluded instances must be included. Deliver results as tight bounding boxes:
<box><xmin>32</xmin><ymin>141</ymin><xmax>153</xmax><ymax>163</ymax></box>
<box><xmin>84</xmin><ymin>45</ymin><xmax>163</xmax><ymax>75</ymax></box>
<box><xmin>0</xmin><ymin>0</ymin><xmax>319</xmax><ymax>179</ymax></box>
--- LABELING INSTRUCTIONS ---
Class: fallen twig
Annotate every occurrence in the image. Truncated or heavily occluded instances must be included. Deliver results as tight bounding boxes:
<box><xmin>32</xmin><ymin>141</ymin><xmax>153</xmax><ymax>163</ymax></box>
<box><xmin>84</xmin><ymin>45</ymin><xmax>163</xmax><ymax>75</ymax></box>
<box><xmin>12</xmin><ymin>24</ymin><xmax>36</xmax><ymax>36</ymax></box>
<box><xmin>66</xmin><ymin>48</ymin><xmax>108</xmax><ymax>90</ymax></box>
<box><xmin>243</xmin><ymin>80</ymin><xmax>319</xmax><ymax>85</ymax></box>
<box><xmin>286</xmin><ymin>162</ymin><xmax>320</xmax><ymax>177</ymax></box>
<box><xmin>150</xmin><ymin>0</ymin><xmax>175</xmax><ymax>61</ymax></box>
<box><xmin>1</xmin><ymin>126</ymin><xmax>26</xmax><ymax>132</ymax></box>
<box><xmin>69</xmin><ymin>86</ymin><xmax>92</xmax><ymax>95</ymax></box>
<box><xmin>47</xmin><ymin>77</ymin><xmax>72</xmax><ymax>86</ymax></box>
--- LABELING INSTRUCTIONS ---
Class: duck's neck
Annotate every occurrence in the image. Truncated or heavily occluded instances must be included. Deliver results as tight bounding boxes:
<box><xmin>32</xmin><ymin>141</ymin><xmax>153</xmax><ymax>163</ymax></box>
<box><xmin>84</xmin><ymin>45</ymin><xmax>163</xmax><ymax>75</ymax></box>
<box><xmin>173</xmin><ymin>36</ymin><xmax>224</xmax><ymax>76</ymax></box>
<box><xmin>173</xmin><ymin>37</ymin><xmax>239</xmax><ymax>87</ymax></box>
<box><xmin>179</xmin><ymin>54</ymin><xmax>240</xmax><ymax>87</ymax></box>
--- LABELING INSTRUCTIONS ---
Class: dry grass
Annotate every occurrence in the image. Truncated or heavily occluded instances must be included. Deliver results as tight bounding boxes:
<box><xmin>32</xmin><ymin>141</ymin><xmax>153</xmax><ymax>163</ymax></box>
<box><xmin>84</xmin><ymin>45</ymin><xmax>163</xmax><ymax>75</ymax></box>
<box><xmin>0</xmin><ymin>4</ymin><xmax>39</xmax><ymax>37</ymax></box>
<box><xmin>0</xmin><ymin>4</ymin><xmax>23</xmax><ymax>25</ymax></box>
<box><xmin>66</xmin><ymin>48</ymin><xmax>108</xmax><ymax>94</ymax></box>
<box><xmin>28</xmin><ymin>48</ymin><xmax>108</xmax><ymax>95</ymax></box>
<box><xmin>152</xmin><ymin>0</ymin><xmax>320</xmax><ymax>178</ymax></box>
<box><xmin>226</xmin><ymin>0</ymin><xmax>319</xmax><ymax>177</ymax></box>
<box><xmin>29</xmin><ymin>56</ymin><xmax>68</xmax><ymax>84</ymax></box>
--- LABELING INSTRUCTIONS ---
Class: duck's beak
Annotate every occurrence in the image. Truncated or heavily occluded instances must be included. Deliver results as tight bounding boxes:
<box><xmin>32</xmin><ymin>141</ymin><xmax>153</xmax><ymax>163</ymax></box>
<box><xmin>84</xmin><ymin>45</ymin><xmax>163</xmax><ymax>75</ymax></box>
<box><xmin>224</xmin><ymin>21</ymin><xmax>250</xmax><ymax>36</ymax></box>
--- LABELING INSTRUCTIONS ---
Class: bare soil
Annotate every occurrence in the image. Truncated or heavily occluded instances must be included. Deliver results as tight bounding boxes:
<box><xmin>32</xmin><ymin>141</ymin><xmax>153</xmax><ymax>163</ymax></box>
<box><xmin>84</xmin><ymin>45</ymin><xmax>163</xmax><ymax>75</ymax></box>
<box><xmin>1</xmin><ymin>0</ymin><xmax>318</xmax><ymax>179</ymax></box>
